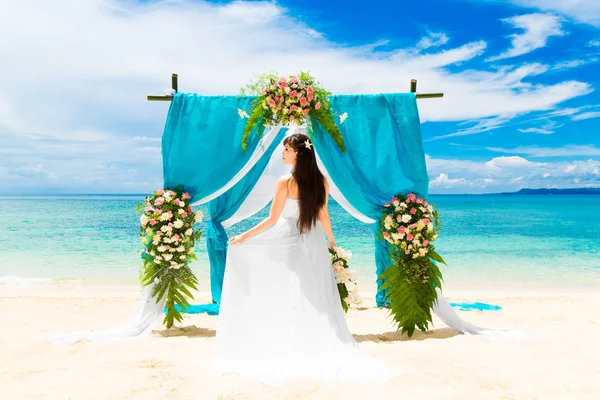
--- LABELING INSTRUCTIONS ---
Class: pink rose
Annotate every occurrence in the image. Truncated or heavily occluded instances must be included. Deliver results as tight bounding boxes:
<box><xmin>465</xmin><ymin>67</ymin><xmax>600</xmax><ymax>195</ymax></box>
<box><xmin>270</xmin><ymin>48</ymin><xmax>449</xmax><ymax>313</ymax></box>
<box><xmin>307</xmin><ymin>93</ymin><xmax>313</xmax><ymax>101</ymax></box>
<box><xmin>168</xmin><ymin>223</ymin><xmax>173</xmax><ymax>228</ymax></box>
<box><xmin>289</xmin><ymin>90</ymin><xmax>298</xmax><ymax>98</ymax></box>
<box><xmin>405</xmin><ymin>250</ymin><xmax>410</xmax><ymax>255</ymax></box>
<box><xmin>409</xmin><ymin>223</ymin><xmax>417</xmax><ymax>229</ymax></box>
<box><xmin>277</xmin><ymin>105</ymin><xmax>282</xmax><ymax>111</ymax></box>
<box><xmin>307</xmin><ymin>86</ymin><xmax>314</xmax><ymax>94</ymax></box>
<box><xmin>424</xmin><ymin>201</ymin><xmax>428</xmax><ymax>207</ymax></box>
<box><xmin>302</xmin><ymin>108</ymin><xmax>310</xmax><ymax>115</ymax></box>
<box><xmin>384</xmin><ymin>203</ymin><xmax>390</xmax><ymax>207</ymax></box>
<box><xmin>289</xmin><ymin>115</ymin><xmax>295</xmax><ymax>122</ymax></box>
<box><xmin>422</xmin><ymin>219</ymin><xmax>430</xmax><ymax>225</ymax></box>
<box><xmin>188</xmin><ymin>205</ymin><xmax>193</xmax><ymax>213</ymax></box>
<box><xmin>156</xmin><ymin>189</ymin><xmax>165</xmax><ymax>195</ymax></box>
<box><xmin>185</xmin><ymin>223</ymin><xmax>189</xmax><ymax>228</ymax></box>
<box><xmin>174</xmin><ymin>199</ymin><xmax>180</xmax><ymax>206</ymax></box>
<box><xmin>155</xmin><ymin>209</ymin><xmax>162</xmax><ymax>214</ymax></box>
<box><xmin>383</xmin><ymin>232</ymin><xmax>390</xmax><ymax>238</ymax></box>
<box><xmin>165</xmin><ymin>245</ymin><xmax>170</xmax><ymax>250</ymax></box>
<box><xmin>396</xmin><ymin>215</ymin><xmax>402</xmax><ymax>222</ymax></box>
<box><xmin>300</xmin><ymin>97</ymin><xmax>308</xmax><ymax>107</ymax></box>
<box><xmin>156</xmin><ymin>231</ymin><xmax>162</xmax><ymax>236</ymax></box>
<box><xmin>417</xmin><ymin>198</ymin><xmax>423</xmax><ymax>204</ymax></box>
<box><xmin>183</xmin><ymin>192</ymin><xmax>191</xmax><ymax>200</ymax></box>
<box><xmin>398</xmin><ymin>226</ymin><xmax>406</xmax><ymax>234</ymax></box>
<box><xmin>407</xmin><ymin>193</ymin><xmax>416</xmax><ymax>200</ymax></box>
<box><xmin>315</xmin><ymin>102</ymin><xmax>321</xmax><ymax>110</ymax></box>
<box><xmin>149</xmin><ymin>219</ymin><xmax>157</xmax><ymax>226</ymax></box>
<box><xmin>181</xmin><ymin>211</ymin><xmax>187</xmax><ymax>218</ymax></box>
<box><xmin>154</xmin><ymin>197</ymin><xmax>164</xmax><ymax>206</ymax></box>
<box><xmin>405</xmin><ymin>199</ymin><xmax>411</xmax><ymax>204</ymax></box>
<box><xmin>407</xmin><ymin>233</ymin><xmax>414</xmax><ymax>241</ymax></box>
<box><xmin>410</xmin><ymin>208</ymin><xmax>417</xmax><ymax>215</ymax></box>
<box><xmin>166</xmin><ymin>190</ymin><xmax>175</xmax><ymax>197</ymax></box>
<box><xmin>423</xmin><ymin>240</ymin><xmax>429</xmax><ymax>247</ymax></box>
<box><xmin>392</xmin><ymin>197</ymin><xmax>398</xmax><ymax>202</ymax></box>
<box><xmin>268</xmin><ymin>98</ymin><xmax>275</xmax><ymax>106</ymax></box>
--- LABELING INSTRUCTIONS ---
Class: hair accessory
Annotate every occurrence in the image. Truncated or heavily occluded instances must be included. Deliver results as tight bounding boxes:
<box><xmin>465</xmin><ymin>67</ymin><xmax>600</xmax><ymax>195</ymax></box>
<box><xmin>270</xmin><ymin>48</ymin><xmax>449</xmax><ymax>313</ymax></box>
<box><xmin>304</xmin><ymin>139</ymin><xmax>313</xmax><ymax>150</ymax></box>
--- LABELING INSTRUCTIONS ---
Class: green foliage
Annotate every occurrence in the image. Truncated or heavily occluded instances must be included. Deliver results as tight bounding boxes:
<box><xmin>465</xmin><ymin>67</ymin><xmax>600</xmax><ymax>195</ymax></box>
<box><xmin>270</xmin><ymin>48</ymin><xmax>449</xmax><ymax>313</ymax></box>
<box><xmin>238</xmin><ymin>71</ymin><xmax>279</xmax><ymax>96</ymax></box>
<box><xmin>378</xmin><ymin>193</ymin><xmax>447</xmax><ymax>337</ymax></box>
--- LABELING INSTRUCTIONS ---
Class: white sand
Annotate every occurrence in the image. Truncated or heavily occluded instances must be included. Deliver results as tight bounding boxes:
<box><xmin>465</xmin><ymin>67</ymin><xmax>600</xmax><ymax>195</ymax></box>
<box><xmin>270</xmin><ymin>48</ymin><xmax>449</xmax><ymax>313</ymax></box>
<box><xmin>1</xmin><ymin>283</ymin><xmax>599</xmax><ymax>400</ymax></box>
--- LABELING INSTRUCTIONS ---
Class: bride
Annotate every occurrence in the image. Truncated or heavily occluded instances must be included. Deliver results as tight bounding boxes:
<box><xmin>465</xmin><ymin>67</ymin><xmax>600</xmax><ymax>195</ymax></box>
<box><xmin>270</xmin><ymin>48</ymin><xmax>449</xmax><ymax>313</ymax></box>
<box><xmin>213</xmin><ymin>132</ymin><xmax>395</xmax><ymax>385</ymax></box>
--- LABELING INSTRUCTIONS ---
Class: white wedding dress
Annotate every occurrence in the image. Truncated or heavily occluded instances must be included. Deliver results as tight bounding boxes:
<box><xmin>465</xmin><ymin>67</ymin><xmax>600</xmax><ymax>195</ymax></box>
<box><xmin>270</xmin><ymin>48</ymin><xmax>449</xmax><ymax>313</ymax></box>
<box><xmin>214</xmin><ymin>197</ymin><xmax>396</xmax><ymax>386</ymax></box>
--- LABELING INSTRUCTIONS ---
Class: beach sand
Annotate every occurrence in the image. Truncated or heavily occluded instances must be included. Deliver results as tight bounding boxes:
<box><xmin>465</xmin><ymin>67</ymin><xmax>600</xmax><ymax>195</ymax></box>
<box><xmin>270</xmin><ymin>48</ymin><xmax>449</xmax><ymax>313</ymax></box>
<box><xmin>1</xmin><ymin>283</ymin><xmax>599</xmax><ymax>400</ymax></box>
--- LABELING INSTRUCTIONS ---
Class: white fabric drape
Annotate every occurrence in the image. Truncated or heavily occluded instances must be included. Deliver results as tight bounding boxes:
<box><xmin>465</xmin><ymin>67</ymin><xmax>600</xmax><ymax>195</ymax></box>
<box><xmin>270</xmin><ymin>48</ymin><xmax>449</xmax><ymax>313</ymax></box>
<box><xmin>192</xmin><ymin>124</ymin><xmax>283</xmax><ymax>206</ymax></box>
<box><xmin>42</xmin><ymin>282</ymin><xmax>167</xmax><ymax>344</ymax></box>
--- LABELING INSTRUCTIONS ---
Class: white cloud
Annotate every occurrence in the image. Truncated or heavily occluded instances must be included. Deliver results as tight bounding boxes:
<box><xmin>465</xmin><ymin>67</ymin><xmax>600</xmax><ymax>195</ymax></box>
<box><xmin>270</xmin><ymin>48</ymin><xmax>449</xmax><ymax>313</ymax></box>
<box><xmin>487</xmin><ymin>144</ymin><xmax>600</xmax><ymax>157</ymax></box>
<box><xmin>571</xmin><ymin>111</ymin><xmax>600</xmax><ymax>121</ymax></box>
<box><xmin>417</xmin><ymin>31</ymin><xmax>450</xmax><ymax>49</ymax></box>
<box><xmin>487</xmin><ymin>13</ymin><xmax>565</xmax><ymax>61</ymax></box>
<box><xmin>426</xmin><ymin>154</ymin><xmax>600</xmax><ymax>193</ymax></box>
<box><xmin>590</xmin><ymin>40</ymin><xmax>600</xmax><ymax>47</ymax></box>
<box><xmin>518</xmin><ymin>127</ymin><xmax>553</xmax><ymax>134</ymax></box>
<box><xmin>431</xmin><ymin>173</ymin><xmax>469</xmax><ymax>187</ymax></box>
<box><xmin>0</xmin><ymin>0</ymin><xmax>594</xmax><ymax>193</ymax></box>
<box><xmin>505</xmin><ymin>0</ymin><xmax>600</xmax><ymax>28</ymax></box>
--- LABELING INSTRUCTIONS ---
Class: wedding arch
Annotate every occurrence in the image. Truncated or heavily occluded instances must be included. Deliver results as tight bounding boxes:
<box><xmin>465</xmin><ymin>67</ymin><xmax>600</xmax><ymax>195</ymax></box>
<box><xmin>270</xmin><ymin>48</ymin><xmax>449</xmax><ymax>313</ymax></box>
<box><xmin>44</xmin><ymin>74</ymin><xmax>515</xmax><ymax>344</ymax></box>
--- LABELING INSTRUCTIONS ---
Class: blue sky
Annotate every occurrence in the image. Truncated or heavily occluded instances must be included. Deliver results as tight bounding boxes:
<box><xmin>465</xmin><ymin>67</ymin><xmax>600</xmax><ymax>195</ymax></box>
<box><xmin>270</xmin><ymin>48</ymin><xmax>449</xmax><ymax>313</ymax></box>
<box><xmin>1</xmin><ymin>0</ymin><xmax>599</xmax><ymax>194</ymax></box>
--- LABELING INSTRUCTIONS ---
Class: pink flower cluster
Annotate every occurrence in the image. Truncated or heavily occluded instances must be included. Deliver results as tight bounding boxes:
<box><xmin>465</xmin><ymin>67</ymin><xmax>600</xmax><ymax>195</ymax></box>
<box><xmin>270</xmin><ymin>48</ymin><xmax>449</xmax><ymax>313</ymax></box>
<box><xmin>139</xmin><ymin>188</ymin><xmax>203</xmax><ymax>271</ymax></box>
<box><xmin>260</xmin><ymin>74</ymin><xmax>325</xmax><ymax>126</ymax></box>
<box><xmin>381</xmin><ymin>193</ymin><xmax>439</xmax><ymax>260</ymax></box>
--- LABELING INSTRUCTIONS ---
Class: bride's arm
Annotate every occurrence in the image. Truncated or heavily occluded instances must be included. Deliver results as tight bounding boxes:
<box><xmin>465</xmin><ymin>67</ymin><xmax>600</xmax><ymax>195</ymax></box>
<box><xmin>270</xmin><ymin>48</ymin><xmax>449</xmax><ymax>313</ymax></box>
<box><xmin>229</xmin><ymin>177</ymin><xmax>289</xmax><ymax>245</ymax></box>
<box><xmin>318</xmin><ymin>179</ymin><xmax>336</xmax><ymax>249</ymax></box>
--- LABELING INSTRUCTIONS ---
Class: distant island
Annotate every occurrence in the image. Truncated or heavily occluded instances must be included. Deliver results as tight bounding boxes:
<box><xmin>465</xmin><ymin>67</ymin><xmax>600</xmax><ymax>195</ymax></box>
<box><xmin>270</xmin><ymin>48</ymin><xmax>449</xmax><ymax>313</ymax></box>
<box><xmin>501</xmin><ymin>188</ymin><xmax>600</xmax><ymax>195</ymax></box>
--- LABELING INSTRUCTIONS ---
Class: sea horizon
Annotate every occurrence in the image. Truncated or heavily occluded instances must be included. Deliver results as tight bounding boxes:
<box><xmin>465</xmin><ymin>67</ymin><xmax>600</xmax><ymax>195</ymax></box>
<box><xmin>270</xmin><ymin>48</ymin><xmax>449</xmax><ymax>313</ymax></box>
<box><xmin>1</xmin><ymin>193</ymin><xmax>599</xmax><ymax>292</ymax></box>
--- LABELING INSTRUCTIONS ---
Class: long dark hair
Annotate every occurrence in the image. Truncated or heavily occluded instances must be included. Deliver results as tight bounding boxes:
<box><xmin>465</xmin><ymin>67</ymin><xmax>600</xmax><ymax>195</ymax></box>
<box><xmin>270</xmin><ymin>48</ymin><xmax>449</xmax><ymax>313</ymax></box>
<box><xmin>283</xmin><ymin>133</ymin><xmax>326</xmax><ymax>234</ymax></box>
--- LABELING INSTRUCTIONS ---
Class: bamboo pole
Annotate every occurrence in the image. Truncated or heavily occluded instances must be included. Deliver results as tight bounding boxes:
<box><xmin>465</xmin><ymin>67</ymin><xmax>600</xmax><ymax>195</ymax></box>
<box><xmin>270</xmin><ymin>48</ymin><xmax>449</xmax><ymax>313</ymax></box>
<box><xmin>147</xmin><ymin>75</ymin><xmax>443</xmax><ymax>100</ymax></box>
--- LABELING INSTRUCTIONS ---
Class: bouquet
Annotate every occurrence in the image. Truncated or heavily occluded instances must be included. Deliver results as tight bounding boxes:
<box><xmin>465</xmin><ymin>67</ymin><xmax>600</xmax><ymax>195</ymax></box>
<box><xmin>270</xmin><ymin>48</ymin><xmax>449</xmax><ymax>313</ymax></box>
<box><xmin>239</xmin><ymin>71</ymin><xmax>347</xmax><ymax>153</ymax></box>
<box><xmin>136</xmin><ymin>185</ymin><xmax>203</xmax><ymax>328</ymax></box>
<box><xmin>379</xmin><ymin>193</ymin><xmax>446</xmax><ymax>336</ymax></box>
<box><xmin>329</xmin><ymin>246</ymin><xmax>362</xmax><ymax>312</ymax></box>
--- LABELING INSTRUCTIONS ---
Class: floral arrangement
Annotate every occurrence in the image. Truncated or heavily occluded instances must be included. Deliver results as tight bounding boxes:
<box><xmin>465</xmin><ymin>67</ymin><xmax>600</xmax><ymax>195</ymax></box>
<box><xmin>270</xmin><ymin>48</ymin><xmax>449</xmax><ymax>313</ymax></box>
<box><xmin>378</xmin><ymin>193</ymin><xmax>446</xmax><ymax>337</ymax></box>
<box><xmin>136</xmin><ymin>185</ymin><xmax>203</xmax><ymax>328</ymax></box>
<box><xmin>238</xmin><ymin>71</ymin><xmax>347</xmax><ymax>153</ymax></box>
<box><xmin>329</xmin><ymin>246</ymin><xmax>362</xmax><ymax>313</ymax></box>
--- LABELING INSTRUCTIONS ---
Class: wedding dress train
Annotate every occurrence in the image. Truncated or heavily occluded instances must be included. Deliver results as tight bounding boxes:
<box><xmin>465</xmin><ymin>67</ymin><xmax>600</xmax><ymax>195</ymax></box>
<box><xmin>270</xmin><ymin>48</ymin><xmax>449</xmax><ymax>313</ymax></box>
<box><xmin>213</xmin><ymin>198</ymin><xmax>396</xmax><ymax>386</ymax></box>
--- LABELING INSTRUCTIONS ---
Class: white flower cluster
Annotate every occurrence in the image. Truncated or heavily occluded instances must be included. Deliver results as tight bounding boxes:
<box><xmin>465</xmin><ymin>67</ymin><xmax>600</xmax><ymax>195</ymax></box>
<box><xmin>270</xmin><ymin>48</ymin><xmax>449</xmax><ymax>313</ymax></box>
<box><xmin>331</xmin><ymin>246</ymin><xmax>362</xmax><ymax>306</ymax></box>
<box><xmin>382</xmin><ymin>194</ymin><xmax>438</xmax><ymax>259</ymax></box>
<box><xmin>140</xmin><ymin>189</ymin><xmax>203</xmax><ymax>270</ymax></box>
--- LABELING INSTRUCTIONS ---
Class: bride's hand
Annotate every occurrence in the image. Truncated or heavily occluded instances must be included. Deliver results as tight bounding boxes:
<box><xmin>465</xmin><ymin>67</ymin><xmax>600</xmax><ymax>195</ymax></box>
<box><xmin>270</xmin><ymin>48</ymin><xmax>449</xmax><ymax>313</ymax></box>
<box><xmin>229</xmin><ymin>234</ymin><xmax>246</xmax><ymax>246</ymax></box>
<box><xmin>328</xmin><ymin>238</ymin><xmax>336</xmax><ymax>249</ymax></box>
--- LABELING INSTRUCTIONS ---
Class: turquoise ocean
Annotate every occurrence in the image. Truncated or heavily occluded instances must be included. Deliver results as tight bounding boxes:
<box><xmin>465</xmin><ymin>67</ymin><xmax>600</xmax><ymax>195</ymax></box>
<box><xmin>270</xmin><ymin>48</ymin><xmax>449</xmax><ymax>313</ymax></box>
<box><xmin>1</xmin><ymin>195</ymin><xmax>599</xmax><ymax>291</ymax></box>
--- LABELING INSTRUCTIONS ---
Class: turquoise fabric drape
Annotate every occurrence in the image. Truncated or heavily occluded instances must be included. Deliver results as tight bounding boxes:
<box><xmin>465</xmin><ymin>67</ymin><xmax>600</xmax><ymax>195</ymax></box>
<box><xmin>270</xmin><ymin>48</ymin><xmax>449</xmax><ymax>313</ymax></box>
<box><xmin>162</xmin><ymin>94</ymin><xmax>266</xmax><ymax>204</ymax></box>
<box><xmin>161</xmin><ymin>93</ymin><xmax>283</xmax><ymax>313</ymax></box>
<box><xmin>311</xmin><ymin>93</ymin><xmax>429</xmax><ymax>306</ymax></box>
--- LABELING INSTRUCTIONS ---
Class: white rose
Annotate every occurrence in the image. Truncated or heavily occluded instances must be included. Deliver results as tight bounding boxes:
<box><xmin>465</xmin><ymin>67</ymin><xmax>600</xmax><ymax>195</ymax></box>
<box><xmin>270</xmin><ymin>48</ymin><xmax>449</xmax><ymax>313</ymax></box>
<box><xmin>169</xmin><ymin>248</ymin><xmax>175</xmax><ymax>253</ymax></box>
<box><xmin>174</xmin><ymin>220</ymin><xmax>184</xmax><ymax>229</ymax></box>
<box><xmin>152</xmin><ymin>237</ymin><xmax>160</xmax><ymax>245</ymax></box>
<box><xmin>163</xmin><ymin>254</ymin><xmax>173</xmax><ymax>261</ymax></box>
<box><xmin>195</xmin><ymin>210</ymin><xmax>204</xmax><ymax>222</ymax></box>
<box><xmin>164</xmin><ymin>196</ymin><xmax>172</xmax><ymax>203</ymax></box>
<box><xmin>145</xmin><ymin>227</ymin><xmax>153</xmax><ymax>236</ymax></box>
<box><xmin>157</xmin><ymin>245</ymin><xmax>167</xmax><ymax>253</ymax></box>
<box><xmin>185</xmin><ymin>228</ymin><xmax>193</xmax><ymax>236</ymax></box>
<box><xmin>177</xmin><ymin>246</ymin><xmax>185</xmax><ymax>252</ymax></box>
<box><xmin>140</xmin><ymin>215</ymin><xmax>149</xmax><ymax>227</ymax></box>
<box><xmin>160</xmin><ymin>225</ymin><xmax>169</xmax><ymax>233</ymax></box>
<box><xmin>401</xmin><ymin>214</ymin><xmax>412</xmax><ymax>223</ymax></box>
<box><xmin>160</xmin><ymin>213</ymin><xmax>171</xmax><ymax>221</ymax></box>
<box><xmin>179</xmin><ymin>255</ymin><xmax>186</xmax><ymax>260</ymax></box>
